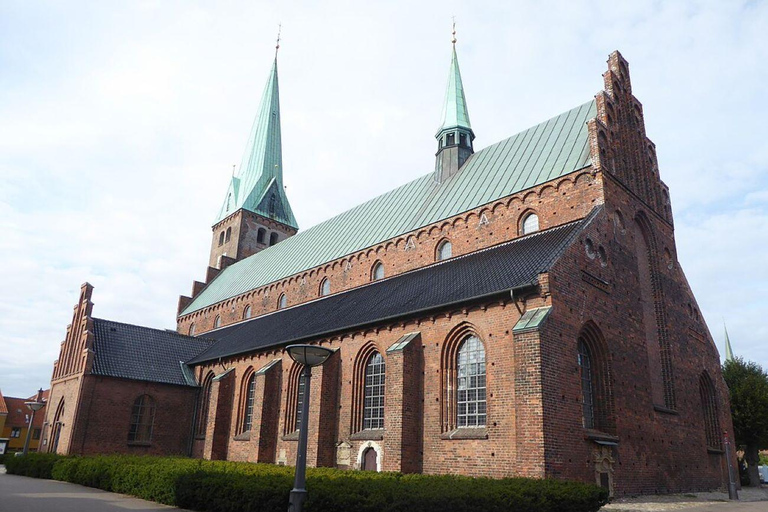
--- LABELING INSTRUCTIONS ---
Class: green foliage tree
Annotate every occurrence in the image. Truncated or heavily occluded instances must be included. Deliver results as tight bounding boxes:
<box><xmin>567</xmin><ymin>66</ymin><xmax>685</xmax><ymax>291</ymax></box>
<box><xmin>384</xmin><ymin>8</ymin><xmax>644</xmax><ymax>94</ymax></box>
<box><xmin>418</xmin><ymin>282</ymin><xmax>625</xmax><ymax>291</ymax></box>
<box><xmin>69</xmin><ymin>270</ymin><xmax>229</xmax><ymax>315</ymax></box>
<box><xmin>722</xmin><ymin>357</ymin><xmax>768</xmax><ymax>487</ymax></box>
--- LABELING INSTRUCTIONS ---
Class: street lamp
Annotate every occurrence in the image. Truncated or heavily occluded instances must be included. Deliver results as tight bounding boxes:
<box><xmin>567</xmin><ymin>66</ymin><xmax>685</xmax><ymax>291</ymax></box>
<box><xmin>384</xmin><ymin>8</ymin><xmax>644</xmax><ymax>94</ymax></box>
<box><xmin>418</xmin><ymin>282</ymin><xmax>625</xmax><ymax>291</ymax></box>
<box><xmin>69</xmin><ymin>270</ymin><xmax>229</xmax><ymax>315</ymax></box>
<box><xmin>286</xmin><ymin>344</ymin><xmax>334</xmax><ymax>512</ymax></box>
<box><xmin>22</xmin><ymin>388</ymin><xmax>46</xmax><ymax>456</ymax></box>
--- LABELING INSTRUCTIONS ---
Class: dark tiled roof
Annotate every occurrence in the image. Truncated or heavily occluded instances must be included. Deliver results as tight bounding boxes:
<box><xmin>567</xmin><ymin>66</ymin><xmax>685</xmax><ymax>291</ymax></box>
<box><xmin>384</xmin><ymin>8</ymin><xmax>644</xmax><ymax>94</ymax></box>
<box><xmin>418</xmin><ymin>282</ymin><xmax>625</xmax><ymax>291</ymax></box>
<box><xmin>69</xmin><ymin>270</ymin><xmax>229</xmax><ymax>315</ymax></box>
<box><xmin>91</xmin><ymin>319</ymin><xmax>214</xmax><ymax>387</ymax></box>
<box><xmin>189</xmin><ymin>212</ymin><xmax>594</xmax><ymax>364</ymax></box>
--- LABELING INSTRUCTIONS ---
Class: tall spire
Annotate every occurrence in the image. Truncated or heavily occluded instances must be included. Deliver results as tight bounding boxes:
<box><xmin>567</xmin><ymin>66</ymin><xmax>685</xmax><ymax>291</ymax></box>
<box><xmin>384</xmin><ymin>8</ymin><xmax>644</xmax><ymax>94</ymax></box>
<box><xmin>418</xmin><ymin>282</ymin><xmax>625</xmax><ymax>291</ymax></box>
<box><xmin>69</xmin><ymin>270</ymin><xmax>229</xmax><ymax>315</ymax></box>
<box><xmin>434</xmin><ymin>21</ymin><xmax>475</xmax><ymax>183</ymax></box>
<box><xmin>214</xmin><ymin>47</ymin><xmax>297</xmax><ymax>229</ymax></box>
<box><xmin>724</xmin><ymin>323</ymin><xmax>735</xmax><ymax>362</ymax></box>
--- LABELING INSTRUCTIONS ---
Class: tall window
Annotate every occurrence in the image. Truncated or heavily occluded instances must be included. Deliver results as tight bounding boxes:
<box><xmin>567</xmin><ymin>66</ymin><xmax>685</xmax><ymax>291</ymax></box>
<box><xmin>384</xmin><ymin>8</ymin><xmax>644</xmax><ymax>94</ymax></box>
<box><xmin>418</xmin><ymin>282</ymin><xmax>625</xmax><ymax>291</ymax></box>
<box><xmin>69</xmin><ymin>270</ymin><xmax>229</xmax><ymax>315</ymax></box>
<box><xmin>371</xmin><ymin>262</ymin><xmax>385</xmax><ymax>281</ymax></box>
<box><xmin>218</xmin><ymin>231</ymin><xmax>225</xmax><ymax>246</ymax></box>
<box><xmin>522</xmin><ymin>212</ymin><xmax>539</xmax><ymax>235</ymax></box>
<box><xmin>320</xmin><ymin>278</ymin><xmax>331</xmax><ymax>297</ymax></box>
<box><xmin>278</xmin><ymin>294</ymin><xmax>287</xmax><ymax>309</ymax></box>
<box><xmin>188</xmin><ymin>323</ymin><xmax>196</xmax><ymax>336</ymax></box>
<box><xmin>456</xmin><ymin>336</ymin><xmax>486</xmax><ymax>427</ymax></box>
<box><xmin>257</xmin><ymin>228</ymin><xmax>266</xmax><ymax>244</ymax></box>
<box><xmin>213</xmin><ymin>315</ymin><xmax>221</xmax><ymax>328</ymax></box>
<box><xmin>128</xmin><ymin>395</ymin><xmax>155</xmax><ymax>444</ymax></box>
<box><xmin>225</xmin><ymin>227</ymin><xmax>232</xmax><ymax>243</ymax></box>
<box><xmin>243</xmin><ymin>305</ymin><xmax>252</xmax><ymax>320</ymax></box>
<box><xmin>269</xmin><ymin>232</ymin><xmax>279</xmax><ymax>246</ymax></box>
<box><xmin>294</xmin><ymin>373</ymin><xmax>306</xmax><ymax>432</ymax></box>
<box><xmin>436</xmin><ymin>240</ymin><xmax>452</xmax><ymax>261</ymax></box>
<box><xmin>196</xmin><ymin>372</ymin><xmax>214</xmax><ymax>437</ymax></box>
<box><xmin>363</xmin><ymin>353</ymin><xmax>385</xmax><ymax>430</ymax></box>
<box><xmin>578</xmin><ymin>340</ymin><xmax>595</xmax><ymax>429</ymax></box>
<box><xmin>700</xmin><ymin>372</ymin><xmax>722</xmax><ymax>450</ymax></box>
<box><xmin>242</xmin><ymin>373</ymin><xmax>257</xmax><ymax>432</ymax></box>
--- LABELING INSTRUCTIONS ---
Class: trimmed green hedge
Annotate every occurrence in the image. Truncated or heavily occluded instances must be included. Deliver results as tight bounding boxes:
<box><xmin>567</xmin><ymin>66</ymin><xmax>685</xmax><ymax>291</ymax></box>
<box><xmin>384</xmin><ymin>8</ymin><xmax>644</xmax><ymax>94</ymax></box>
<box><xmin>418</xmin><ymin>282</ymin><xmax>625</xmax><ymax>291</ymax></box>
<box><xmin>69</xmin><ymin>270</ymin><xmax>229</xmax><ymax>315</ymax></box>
<box><xmin>7</xmin><ymin>453</ymin><xmax>609</xmax><ymax>512</ymax></box>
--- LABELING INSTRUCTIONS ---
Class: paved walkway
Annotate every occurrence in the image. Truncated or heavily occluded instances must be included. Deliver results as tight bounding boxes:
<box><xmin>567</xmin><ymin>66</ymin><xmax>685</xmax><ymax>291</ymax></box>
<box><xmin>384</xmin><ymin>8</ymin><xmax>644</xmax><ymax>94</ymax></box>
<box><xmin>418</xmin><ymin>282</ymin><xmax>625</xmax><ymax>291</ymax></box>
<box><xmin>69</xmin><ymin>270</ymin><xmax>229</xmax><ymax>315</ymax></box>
<box><xmin>0</xmin><ymin>467</ymin><xmax>191</xmax><ymax>512</ymax></box>
<box><xmin>603</xmin><ymin>487</ymin><xmax>768</xmax><ymax>512</ymax></box>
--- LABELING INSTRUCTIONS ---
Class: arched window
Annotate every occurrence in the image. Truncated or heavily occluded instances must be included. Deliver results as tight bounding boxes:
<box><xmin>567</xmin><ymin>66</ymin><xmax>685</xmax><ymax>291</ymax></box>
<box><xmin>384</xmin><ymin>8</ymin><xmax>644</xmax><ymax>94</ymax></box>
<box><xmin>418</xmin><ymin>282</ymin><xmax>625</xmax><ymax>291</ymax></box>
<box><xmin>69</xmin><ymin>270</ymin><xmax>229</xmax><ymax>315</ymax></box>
<box><xmin>436</xmin><ymin>240</ymin><xmax>452</xmax><ymax>261</ymax></box>
<box><xmin>257</xmin><ymin>228</ymin><xmax>266</xmax><ymax>244</ymax></box>
<box><xmin>278</xmin><ymin>294</ymin><xmax>287</xmax><ymax>309</ymax></box>
<box><xmin>243</xmin><ymin>305</ymin><xmax>252</xmax><ymax>320</ymax></box>
<box><xmin>213</xmin><ymin>315</ymin><xmax>221</xmax><ymax>329</ymax></box>
<box><xmin>521</xmin><ymin>212</ymin><xmax>539</xmax><ymax>235</ymax></box>
<box><xmin>456</xmin><ymin>336</ymin><xmax>486</xmax><ymax>428</ymax></box>
<box><xmin>50</xmin><ymin>398</ymin><xmax>65</xmax><ymax>453</ymax></box>
<box><xmin>225</xmin><ymin>227</ymin><xmax>232</xmax><ymax>243</ymax></box>
<box><xmin>188</xmin><ymin>323</ymin><xmax>196</xmax><ymax>336</ymax></box>
<box><xmin>319</xmin><ymin>278</ymin><xmax>331</xmax><ymax>297</ymax></box>
<box><xmin>242</xmin><ymin>372</ymin><xmax>257</xmax><ymax>433</ymax></box>
<box><xmin>371</xmin><ymin>262</ymin><xmax>385</xmax><ymax>281</ymax></box>
<box><xmin>269</xmin><ymin>232</ymin><xmax>279</xmax><ymax>246</ymax></box>
<box><xmin>218</xmin><ymin>231</ymin><xmax>225</xmax><ymax>246</ymax></box>
<box><xmin>578</xmin><ymin>339</ymin><xmax>595</xmax><ymax>428</ymax></box>
<box><xmin>196</xmin><ymin>372</ymin><xmax>214</xmax><ymax>437</ymax></box>
<box><xmin>577</xmin><ymin>322</ymin><xmax>615</xmax><ymax>433</ymax></box>
<box><xmin>699</xmin><ymin>372</ymin><xmax>722</xmax><ymax>450</ymax></box>
<box><xmin>128</xmin><ymin>395</ymin><xmax>155</xmax><ymax>444</ymax></box>
<box><xmin>284</xmin><ymin>363</ymin><xmax>304</xmax><ymax>434</ymax></box>
<box><xmin>363</xmin><ymin>352</ymin><xmax>385</xmax><ymax>430</ymax></box>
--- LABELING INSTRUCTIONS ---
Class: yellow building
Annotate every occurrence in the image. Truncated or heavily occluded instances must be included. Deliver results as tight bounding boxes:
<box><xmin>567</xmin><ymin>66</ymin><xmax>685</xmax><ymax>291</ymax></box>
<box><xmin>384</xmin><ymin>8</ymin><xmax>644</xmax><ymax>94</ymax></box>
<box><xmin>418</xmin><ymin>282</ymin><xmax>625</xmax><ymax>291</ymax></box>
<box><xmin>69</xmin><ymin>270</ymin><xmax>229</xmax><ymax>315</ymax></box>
<box><xmin>0</xmin><ymin>389</ymin><xmax>8</xmax><ymax>455</ymax></box>
<box><xmin>0</xmin><ymin>390</ymin><xmax>48</xmax><ymax>453</ymax></box>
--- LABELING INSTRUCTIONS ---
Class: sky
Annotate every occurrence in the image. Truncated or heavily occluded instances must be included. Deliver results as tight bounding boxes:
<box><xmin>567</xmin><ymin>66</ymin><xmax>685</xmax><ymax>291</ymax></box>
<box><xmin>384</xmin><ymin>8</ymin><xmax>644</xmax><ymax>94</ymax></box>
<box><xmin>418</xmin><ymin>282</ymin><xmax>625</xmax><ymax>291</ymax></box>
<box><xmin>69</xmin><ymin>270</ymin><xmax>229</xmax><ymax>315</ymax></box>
<box><xmin>0</xmin><ymin>0</ymin><xmax>766</xmax><ymax>398</ymax></box>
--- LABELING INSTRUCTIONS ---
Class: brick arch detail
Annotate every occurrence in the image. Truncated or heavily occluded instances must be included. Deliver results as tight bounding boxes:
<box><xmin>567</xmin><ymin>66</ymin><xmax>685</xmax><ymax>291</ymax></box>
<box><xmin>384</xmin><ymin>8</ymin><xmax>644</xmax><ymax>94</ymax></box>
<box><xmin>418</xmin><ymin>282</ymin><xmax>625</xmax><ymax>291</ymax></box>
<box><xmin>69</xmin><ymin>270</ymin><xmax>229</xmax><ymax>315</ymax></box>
<box><xmin>578</xmin><ymin>321</ymin><xmax>616</xmax><ymax>433</ymax></box>
<box><xmin>350</xmin><ymin>341</ymin><xmax>385</xmax><ymax>433</ymax></box>
<box><xmin>235</xmin><ymin>366</ymin><xmax>254</xmax><ymax>434</ymax></box>
<box><xmin>440</xmin><ymin>322</ymin><xmax>484</xmax><ymax>433</ymax></box>
<box><xmin>283</xmin><ymin>361</ymin><xmax>303</xmax><ymax>435</ymax></box>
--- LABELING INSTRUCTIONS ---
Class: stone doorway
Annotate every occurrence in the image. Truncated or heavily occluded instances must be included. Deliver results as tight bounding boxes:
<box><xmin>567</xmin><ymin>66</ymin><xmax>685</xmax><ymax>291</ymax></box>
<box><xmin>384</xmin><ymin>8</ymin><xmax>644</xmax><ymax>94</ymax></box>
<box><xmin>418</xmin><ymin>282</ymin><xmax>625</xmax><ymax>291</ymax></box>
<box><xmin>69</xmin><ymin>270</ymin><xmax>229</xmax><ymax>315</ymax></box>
<box><xmin>362</xmin><ymin>447</ymin><xmax>378</xmax><ymax>471</ymax></box>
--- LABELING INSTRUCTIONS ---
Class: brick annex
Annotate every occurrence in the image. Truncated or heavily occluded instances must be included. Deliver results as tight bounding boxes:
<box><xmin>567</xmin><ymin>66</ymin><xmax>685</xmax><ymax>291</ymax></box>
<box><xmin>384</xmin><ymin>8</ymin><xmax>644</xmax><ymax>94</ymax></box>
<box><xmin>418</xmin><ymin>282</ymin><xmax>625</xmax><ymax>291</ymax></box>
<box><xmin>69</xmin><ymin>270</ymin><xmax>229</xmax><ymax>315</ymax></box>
<box><xmin>41</xmin><ymin>46</ymin><xmax>734</xmax><ymax>497</ymax></box>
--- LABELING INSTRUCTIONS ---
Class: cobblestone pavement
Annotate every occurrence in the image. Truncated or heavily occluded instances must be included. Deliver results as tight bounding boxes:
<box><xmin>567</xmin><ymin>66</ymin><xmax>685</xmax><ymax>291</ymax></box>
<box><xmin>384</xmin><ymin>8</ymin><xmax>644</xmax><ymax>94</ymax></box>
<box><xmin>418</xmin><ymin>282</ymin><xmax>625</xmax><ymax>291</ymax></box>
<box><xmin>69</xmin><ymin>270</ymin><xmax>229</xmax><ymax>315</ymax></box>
<box><xmin>603</xmin><ymin>487</ymin><xmax>768</xmax><ymax>512</ymax></box>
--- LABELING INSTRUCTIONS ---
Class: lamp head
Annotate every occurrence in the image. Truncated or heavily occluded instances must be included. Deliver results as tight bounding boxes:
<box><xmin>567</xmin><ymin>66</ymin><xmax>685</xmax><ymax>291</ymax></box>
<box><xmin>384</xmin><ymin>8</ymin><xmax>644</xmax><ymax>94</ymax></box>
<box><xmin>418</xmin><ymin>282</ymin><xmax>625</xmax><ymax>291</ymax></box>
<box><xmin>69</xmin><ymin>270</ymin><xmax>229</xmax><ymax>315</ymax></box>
<box><xmin>286</xmin><ymin>344</ymin><xmax>334</xmax><ymax>367</ymax></box>
<box><xmin>25</xmin><ymin>401</ymin><xmax>45</xmax><ymax>412</ymax></box>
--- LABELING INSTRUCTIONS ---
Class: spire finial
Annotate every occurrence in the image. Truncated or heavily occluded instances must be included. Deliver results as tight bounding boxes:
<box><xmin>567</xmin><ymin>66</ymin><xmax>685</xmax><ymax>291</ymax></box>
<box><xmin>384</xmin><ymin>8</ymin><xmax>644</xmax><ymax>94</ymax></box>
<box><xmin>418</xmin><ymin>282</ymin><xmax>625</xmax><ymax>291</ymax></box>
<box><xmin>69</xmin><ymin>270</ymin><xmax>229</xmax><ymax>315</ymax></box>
<box><xmin>451</xmin><ymin>17</ymin><xmax>457</xmax><ymax>45</ymax></box>
<box><xmin>275</xmin><ymin>23</ymin><xmax>282</xmax><ymax>57</ymax></box>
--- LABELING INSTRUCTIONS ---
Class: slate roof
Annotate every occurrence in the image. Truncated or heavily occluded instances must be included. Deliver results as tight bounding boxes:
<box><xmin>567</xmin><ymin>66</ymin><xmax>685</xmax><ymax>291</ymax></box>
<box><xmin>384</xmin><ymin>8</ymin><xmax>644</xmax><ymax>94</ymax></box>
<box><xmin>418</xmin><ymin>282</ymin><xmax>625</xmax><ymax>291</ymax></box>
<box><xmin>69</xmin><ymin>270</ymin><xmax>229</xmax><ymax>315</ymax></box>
<box><xmin>182</xmin><ymin>99</ymin><xmax>597</xmax><ymax>316</ymax></box>
<box><xmin>90</xmin><ymin>319</ymin><xmax>214</xmax><ymax>387</ymax></box>
<box><xmin>188</xmin><ymin>212</ymin><xmax>595</xmax><ymax>365</ymax></box>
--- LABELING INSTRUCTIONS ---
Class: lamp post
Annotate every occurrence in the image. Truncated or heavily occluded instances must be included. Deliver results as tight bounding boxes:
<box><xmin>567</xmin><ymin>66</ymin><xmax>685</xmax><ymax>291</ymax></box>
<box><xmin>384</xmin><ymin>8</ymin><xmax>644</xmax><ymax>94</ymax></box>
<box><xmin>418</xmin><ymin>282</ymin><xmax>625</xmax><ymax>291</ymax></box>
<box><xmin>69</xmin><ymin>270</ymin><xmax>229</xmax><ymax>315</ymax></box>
<box><xmin>22</xmin><ymin>388</ymin><xmax>46</xmax><ymax>456</ymax></box>
<box><xmin>286</xmin><ymin>344</ymin><xmax>334</xmax><ymax>512</ymax></box>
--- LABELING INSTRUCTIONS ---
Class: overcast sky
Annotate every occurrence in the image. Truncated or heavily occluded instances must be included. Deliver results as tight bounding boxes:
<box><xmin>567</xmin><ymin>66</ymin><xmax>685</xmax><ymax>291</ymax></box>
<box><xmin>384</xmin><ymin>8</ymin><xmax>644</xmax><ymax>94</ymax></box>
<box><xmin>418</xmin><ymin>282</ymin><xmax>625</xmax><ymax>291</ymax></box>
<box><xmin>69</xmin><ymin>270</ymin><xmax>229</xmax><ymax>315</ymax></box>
<box><xmin>1</xmin><ymin>0</ymin><xmax>766</xmax><ymax>398</ymax></box>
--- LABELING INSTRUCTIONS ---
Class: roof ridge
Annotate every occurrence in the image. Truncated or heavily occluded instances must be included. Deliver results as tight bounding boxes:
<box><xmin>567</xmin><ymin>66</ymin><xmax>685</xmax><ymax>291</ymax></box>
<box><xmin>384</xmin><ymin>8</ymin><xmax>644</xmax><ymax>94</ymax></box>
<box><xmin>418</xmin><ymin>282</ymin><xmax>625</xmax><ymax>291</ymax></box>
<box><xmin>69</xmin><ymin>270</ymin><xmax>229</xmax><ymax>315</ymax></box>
<box><xmin>92</xmin><ymin>317</ymin><xmax>216</xmax><ymax>344</ymax></box>
<box><xmin>182</xmin><ymin>99</ymin><xmax>597</xmax><ymax>316</ymax></box>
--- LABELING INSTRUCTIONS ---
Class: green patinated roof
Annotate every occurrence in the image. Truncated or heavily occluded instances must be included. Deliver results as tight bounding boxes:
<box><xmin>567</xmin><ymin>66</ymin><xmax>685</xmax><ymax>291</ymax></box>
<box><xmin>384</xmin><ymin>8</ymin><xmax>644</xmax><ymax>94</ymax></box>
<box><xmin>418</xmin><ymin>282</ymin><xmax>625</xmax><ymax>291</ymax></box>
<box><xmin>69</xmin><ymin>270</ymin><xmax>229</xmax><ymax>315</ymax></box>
<box><xmin>436</xmin><ymin>46</ymin><xmax>472</xmax><ymax>138</ymax></box>
<box><xmin>215</xmin><ymin>58</ymin><xmax>298</xmax><ymax>228</ymax></box>
<box><xmin>181</xmin><ymin>99</ymin><xmax>597</xmax><ymax>316</ymax></box>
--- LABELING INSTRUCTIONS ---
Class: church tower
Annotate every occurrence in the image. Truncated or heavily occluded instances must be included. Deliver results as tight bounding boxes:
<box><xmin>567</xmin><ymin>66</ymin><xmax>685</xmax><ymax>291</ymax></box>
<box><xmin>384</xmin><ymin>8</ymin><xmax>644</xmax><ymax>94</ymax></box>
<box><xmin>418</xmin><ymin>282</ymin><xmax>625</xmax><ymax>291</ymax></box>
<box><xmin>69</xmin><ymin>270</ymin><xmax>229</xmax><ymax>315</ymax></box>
<box><xmin>434</xmin><ymin>28</ymin><xmax>474</xmax><ymax>183</ymax></box>
<box><xmin>209</xmin><ymin>54</ymin><xmax>298</xmax><ymax>269</ymax></box>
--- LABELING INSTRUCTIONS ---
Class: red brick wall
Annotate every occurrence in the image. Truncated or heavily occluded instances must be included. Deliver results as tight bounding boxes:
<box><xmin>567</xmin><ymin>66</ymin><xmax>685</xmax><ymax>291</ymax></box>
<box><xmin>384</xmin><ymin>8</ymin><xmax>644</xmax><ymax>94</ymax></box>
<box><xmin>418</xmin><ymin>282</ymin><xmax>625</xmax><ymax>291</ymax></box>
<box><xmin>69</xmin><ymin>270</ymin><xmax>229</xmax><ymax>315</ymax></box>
<box><xmin>179</xmin><ymin>170</ymin><xmax>601</xmax><ymax>335</ymax></box>
<box><xmin>66</xmin><ymin>375</ymin><xmax>197</xmax><ymax>456</ymax></box>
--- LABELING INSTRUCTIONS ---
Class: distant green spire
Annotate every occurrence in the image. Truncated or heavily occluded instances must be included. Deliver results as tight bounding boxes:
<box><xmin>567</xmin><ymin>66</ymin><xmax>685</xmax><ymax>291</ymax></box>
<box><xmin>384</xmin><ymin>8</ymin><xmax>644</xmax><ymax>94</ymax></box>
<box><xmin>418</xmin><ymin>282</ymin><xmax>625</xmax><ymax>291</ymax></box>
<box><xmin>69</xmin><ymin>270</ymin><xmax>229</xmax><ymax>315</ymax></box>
<box><xmin>724</xmin><ymin>323</ymin><xmax>735</xmax><ymax>362</ymax></box>
<box><xmin>214</xmin><ymin>58</ymin><xmax>298</xmax><ymax>229</ymax></box>
<box><xmin>436</xmin><ymin>45</ymin><xmax>473</xmax><ymax>139</ymax></box>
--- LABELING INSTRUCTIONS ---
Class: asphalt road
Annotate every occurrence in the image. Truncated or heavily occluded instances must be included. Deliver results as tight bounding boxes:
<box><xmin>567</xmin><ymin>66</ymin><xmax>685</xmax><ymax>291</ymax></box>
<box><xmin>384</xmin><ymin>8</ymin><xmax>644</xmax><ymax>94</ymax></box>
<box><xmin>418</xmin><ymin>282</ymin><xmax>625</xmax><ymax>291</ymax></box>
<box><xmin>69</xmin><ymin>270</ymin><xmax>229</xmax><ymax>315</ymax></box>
<box><xmin>0</xmin><ymin>470</ymin><xmax>192</xmax><ymax>512</ymax></box>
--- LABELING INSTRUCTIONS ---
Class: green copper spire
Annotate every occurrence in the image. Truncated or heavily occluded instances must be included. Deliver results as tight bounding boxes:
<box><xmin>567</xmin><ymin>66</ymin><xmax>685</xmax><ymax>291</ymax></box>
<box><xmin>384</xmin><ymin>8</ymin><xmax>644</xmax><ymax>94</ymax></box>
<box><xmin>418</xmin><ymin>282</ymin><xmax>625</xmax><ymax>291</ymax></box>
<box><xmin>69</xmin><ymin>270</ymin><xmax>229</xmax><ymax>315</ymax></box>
<box><xmin>724</xmin><ymin>323</ymin><xmax>735</xmax><ymax>362</ymax></box>
<box><xmin>436</xmin><ymin>45</ymin><xmax>473</xmax><ymax>138</ymax></box>
<box><xmin>214</xmin><ymin>57</ymin><xmax>298</xmax><ymax>229</ymax></box>
<box><xmin>434</xmin><ymin>28</ymin><xmax>475</xmax><ymax>183</ymax></box>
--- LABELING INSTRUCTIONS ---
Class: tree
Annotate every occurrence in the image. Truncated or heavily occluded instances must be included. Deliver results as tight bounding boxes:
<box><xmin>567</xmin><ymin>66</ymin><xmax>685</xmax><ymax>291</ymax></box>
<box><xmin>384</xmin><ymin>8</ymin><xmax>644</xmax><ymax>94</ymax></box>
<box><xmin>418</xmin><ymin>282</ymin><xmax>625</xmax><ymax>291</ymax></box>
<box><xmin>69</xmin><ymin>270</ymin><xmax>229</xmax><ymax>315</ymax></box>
<box><xmin>722</xmin><ymin>357</ymin><xmax>768</xmax><ymax>487</ymax></box>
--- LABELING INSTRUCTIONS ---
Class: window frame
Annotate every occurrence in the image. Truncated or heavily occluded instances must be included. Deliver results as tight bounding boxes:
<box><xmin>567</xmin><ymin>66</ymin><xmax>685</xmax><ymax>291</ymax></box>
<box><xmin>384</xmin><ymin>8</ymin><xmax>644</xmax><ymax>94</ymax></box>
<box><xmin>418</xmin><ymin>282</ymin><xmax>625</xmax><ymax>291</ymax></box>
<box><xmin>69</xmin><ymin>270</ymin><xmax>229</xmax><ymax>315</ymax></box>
<box><xmin>436</xmin><ymin>239</ymin><xmax>452</xmax><ymax>261</ymax></box>
<box><xmin>319</xmin><ymin>278</ymin><xmax>331</xmax><ymax>297</ymax></box>
<box><xmin>362</xmin><ymin>352</ymin><xmax>386</xmax><ymax>430</ymax></box>
<box><xmin>521</xmin><ymin>212</ymin><xmax>539</xmax><ymax>235</ymax></box>
<box><xmin>128</xmin><ymin>395</ymin><xmax>156</xmax><ymax>445</ymax></box>
<box><xmin>371</xmin><ymin>262</ymin><xmax>385</xmax><ymax>281</ymax></box>
<box><xmin>455</xmin><ymin>336</ymin><xmax>487</xmax><ymax>428</ymax></box>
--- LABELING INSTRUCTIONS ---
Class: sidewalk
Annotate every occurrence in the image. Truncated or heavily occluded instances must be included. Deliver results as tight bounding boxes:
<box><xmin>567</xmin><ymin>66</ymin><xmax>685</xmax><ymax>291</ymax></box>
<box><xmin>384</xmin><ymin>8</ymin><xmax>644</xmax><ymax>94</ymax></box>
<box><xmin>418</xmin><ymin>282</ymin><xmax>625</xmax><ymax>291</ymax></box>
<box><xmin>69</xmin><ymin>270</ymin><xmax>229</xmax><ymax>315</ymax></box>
<box><xmin>0</xmin><ymin>466</ymin><xmax>192</xmax><ymax>512</ymax></box>
<box><xmin>603</xmin><ymin>487</ymin><xmax>768</xmax><ymax>512</ymax></box>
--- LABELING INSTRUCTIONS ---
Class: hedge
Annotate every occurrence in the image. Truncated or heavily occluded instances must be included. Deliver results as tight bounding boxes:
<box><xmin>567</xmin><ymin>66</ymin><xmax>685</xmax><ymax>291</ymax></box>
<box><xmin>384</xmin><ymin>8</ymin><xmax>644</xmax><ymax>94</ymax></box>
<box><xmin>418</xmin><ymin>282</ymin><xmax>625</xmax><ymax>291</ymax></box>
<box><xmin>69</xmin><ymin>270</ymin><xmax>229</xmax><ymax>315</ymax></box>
<box><xmin>6</xmin><ymin>453</ymin><xmax>609</xmax><ymax>512</ymax></box>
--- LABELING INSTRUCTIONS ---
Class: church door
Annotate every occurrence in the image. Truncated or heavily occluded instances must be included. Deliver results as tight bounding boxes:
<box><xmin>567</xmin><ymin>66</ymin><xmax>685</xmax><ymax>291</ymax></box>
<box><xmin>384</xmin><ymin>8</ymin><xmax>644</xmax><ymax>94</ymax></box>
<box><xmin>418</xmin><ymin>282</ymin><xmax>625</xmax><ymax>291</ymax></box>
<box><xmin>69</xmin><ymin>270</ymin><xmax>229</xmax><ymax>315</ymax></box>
<box><xmin>362</xmin><ymin>447</ymin><xmax>377</xmax><ymax>471</ymax></box>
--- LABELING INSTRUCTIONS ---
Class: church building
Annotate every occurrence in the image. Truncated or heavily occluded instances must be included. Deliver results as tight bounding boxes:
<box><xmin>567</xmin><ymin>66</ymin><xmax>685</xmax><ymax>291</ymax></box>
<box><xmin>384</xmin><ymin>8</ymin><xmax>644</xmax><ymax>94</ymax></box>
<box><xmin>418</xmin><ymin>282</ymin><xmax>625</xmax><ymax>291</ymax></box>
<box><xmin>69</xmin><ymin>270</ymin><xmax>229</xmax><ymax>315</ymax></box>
<box><xmin>40</xmin><ymin>39</ymin><xmax>733</xmax><ymax>497</ymax></box>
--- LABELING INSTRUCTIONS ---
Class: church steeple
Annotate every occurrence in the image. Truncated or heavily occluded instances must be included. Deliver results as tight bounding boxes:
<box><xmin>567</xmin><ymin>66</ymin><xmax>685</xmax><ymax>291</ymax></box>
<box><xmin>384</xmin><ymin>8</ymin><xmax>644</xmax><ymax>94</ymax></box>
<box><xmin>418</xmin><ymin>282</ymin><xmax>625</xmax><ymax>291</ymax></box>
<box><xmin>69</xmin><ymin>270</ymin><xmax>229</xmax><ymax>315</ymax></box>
<box><xmin>208</xmin><ymin>43</ymin><xmax>299</xmax><ymax>269</ymax></box>
<box><xmin>434</xmin><ymin>26</ymin><xmax>475</xmax><ymax>183</ymax></box>
<box><xmin>215</xmin><ymin>57</ymin><xmax>297</xmax><ymax>229</ymax></box>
